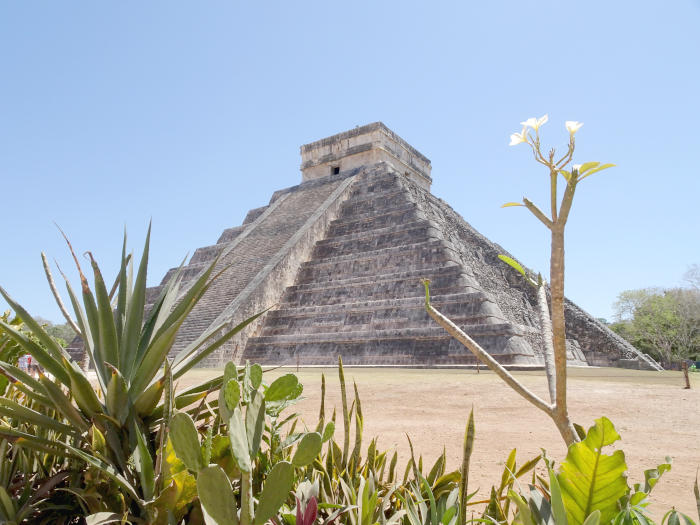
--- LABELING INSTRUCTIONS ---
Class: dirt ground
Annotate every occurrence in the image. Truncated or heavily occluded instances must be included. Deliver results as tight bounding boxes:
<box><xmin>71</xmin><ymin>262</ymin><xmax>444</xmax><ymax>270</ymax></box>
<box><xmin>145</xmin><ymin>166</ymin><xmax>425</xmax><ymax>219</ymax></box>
<box><xmin>182</xmin><ymin>366</ymin><xmax>700</xmax><ymax>520</ymax></box>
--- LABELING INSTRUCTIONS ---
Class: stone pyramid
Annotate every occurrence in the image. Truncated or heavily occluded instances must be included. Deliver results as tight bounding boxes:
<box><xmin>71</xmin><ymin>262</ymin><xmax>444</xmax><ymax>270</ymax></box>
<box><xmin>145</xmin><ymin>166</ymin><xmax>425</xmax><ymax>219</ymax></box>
<box><xmin>143</xmin><ymin>123</ymin><xmax>656</xmax><ymax>369</ymax></box>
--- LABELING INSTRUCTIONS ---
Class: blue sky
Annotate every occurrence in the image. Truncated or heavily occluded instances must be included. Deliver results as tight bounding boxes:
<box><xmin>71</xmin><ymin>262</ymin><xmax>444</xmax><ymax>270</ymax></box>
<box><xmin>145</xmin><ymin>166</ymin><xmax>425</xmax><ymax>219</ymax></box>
<box><xmin>1</xmin><ymin>1</ymin><xmax>698</xmax><ymax>323</ymax></box>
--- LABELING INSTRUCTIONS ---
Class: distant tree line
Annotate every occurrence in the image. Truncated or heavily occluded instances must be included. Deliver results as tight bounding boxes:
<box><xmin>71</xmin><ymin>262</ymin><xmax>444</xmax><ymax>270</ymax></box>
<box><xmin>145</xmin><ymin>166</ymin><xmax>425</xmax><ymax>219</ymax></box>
<box><xmin>32</xmin><ymin>316</ymin><xmax>77</xmax><ymax>348</ymax></box>
<box><xmin>609</xmin><ymin>264</ymin><xmax>699</xmax><ymax>367</ymax></box>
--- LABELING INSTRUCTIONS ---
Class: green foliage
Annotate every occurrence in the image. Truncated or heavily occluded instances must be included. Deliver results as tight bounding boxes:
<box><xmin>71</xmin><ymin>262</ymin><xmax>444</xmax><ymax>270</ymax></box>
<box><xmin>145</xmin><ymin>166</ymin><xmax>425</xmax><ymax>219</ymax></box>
<box><xmin>170</xmin><ymin>360</ymin><xmax>321</xmax><ymax>525</ymax></box>
<box><xmin>611</xmin><ymin>287</ymin><xmax>699</xmax><ymax>365</ymax></box>
<box><xmin>1</xmin><ymin>229</ymin><xmax>695</xmax><ymax>522</ymax></box>
<box><xmin>558</xmin><ymin>417</ymin><xmax>628</xmax><ymax>525</ymax></box>
<box><xmin>0</xmin><ymin>312</ymin><xmax>26</xmax><ymax>395</ymax></box>
<box><xmin>32</xmin><ymin>316</ymin><xmax>77</xmax><ymax>348</ymax></box>
<box><xmin>0</xmin><ymin>228</ymin><xmax>265</xmax><ymax>522</ymax></box>
<box><xmin>506</xmin><ymin>419</ymin><xmax>695</xmax><ymax>525</ymax></box>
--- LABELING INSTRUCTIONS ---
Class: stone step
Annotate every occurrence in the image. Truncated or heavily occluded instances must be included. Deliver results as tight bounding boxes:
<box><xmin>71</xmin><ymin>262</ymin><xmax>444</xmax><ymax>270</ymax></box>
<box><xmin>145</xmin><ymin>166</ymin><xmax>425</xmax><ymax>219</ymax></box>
<box><xmin>168</xmin><ymin>177</ymin><xmax>348</xmax><ymax>356</ymax></box>
<box><xmin>190</xmin><ymin>244</ymin><xmax>224</xmax><ymax>265</ymax></box>
<box><xmin>267</xmin><ymin>291</ymin><xmax>492</xmax><ymax>317</ymax></box>
<box><xmin>282</xmin><ymin>266</ymin><xmax>466</xmax><ymax>306</ymax></box>
<box><xmin>217</xmin><ymin>226</ymin><xmax>245</xmax><ymax>244</ymax></box>
<box><xmin>337</xmin><ymin>189</ymin><xmax>411</xmax><ymax>219</ymax></box>
<box><xmin>296</xmin><ymin>240</ymin><xmax>452</xmax><ymax>283</ymax></box>
<box><xmin>243</xmin><ymin>205</ymin><xmax>269</xmax><ymax>225</ymax></box>
<box><xmin>243</xmin><ymin>323</ymin><xmax>537</xmax><ymax>366</ymax></box>
<box><xmin>241</xmin><ymin>344</ymin><xmax>534</xmax><ymax>366</ymax></box>
<box><xmin>328</xmin><ymin>202</ymin><xmax>419</xmax><ymax>236</ymax></box>
<box><xmin>288</xmin><ymin>263</ymin><xmax>462</xmax><ymax>292</ymax></box>
<box><xmin>261</xmin><ymin>307</ymin><xmax>499</xmax><ymax>336</ymax></box>
<box><xmin>344</xmin><ymin>172</ymin><xmax>402</xmax><ymax>197</ymax></box>
<box><xmin>312</xmin><ymin>220</ymin><xmax>439</xmax><ymax>258</ymax></box>
<box><xmin>156</xmin><ymin>260</ymin><xmax>209</xmax><ymax>289</ymax></box>
<box><xmin>317</xmin><ymin>218</ymin><xmax>428</xmax><ymax>247</ymax></box>
<box><xmin>249</xmin><ymin>324</ymin><xmax>524</xmax><ymax>345</ymax></box>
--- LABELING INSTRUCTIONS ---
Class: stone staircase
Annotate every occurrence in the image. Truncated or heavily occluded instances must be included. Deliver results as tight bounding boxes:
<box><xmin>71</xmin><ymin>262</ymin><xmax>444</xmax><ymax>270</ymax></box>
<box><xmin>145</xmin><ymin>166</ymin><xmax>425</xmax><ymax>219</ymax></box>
<box><xmin>242</xmin><ymin>169</ymin><xmax>539</xmax><ymax>366</ymax></box>
<box><xmin>144</xmin><ymin>173</ymin><xmax>354</xmax><ymax>366</ymax></box>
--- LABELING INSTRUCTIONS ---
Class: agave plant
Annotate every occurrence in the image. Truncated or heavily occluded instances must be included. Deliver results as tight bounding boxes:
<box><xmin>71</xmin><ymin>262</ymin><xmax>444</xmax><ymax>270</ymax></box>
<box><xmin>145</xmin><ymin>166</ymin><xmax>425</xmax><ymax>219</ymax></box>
<box><xmin>0</xmin><ymin>226</ymin><xmax>265</xmax><ymax>521</ymax></box>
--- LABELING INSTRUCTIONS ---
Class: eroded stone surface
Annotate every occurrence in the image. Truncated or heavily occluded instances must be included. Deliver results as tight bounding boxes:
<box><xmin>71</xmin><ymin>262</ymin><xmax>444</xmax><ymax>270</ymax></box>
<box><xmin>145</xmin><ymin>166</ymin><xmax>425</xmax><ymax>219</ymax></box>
<box><xmin>70</xmin><ymin>123</ymin><xmax>656</xmax><ymax>369</ymax></box>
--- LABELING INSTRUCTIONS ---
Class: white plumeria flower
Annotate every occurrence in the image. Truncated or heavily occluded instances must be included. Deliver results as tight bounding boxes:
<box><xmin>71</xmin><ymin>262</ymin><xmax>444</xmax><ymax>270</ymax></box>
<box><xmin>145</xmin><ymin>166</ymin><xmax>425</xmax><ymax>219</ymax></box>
<box><xmin>509</xmin><ymin>126</ymin><xmax>528</xmax><ymax>146</ymax></box>
<box><xmin>565</xmin><ymin>121</ymin><xmax>583</xmax><ymax>135</ymax></box>
<box><xmin>520</xmin><ymin>114</ymin><xmax>548</xmax><ymax>131</ymax></box>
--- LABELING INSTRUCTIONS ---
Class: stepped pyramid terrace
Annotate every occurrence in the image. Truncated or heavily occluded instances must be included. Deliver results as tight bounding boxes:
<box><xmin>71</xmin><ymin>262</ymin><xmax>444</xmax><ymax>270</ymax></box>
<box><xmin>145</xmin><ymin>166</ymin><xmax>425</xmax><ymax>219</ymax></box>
<box><xmin>72</xmin><ymin>123</ymin><xmax>657</xmax><ymax>369</ymax></box>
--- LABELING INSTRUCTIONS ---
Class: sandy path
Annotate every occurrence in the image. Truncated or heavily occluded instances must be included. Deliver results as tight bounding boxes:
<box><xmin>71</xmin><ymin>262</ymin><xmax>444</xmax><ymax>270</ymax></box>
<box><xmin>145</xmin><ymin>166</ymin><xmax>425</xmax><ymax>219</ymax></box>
<box><xmin>182</xmin><ymin>367</ymin><xmax>700</xmax><ymax>519</ymax></box>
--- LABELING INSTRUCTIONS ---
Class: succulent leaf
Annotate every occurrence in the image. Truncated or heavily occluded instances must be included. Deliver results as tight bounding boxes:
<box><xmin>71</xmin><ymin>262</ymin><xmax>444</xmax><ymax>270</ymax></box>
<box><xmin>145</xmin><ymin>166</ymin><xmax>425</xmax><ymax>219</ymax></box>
<box><xmin>197</xmin><ymin>465</ymin><xmax>239</xmax><ymax>525</ymax></box>
<box><xmin>265</xmin><ymin>374</ymin><xmax>299</xmax><ymax>402</ymax></box>
<box><xmin>292</xmin><ymin>432</ymin><xmax>323</xmax><ymax>467</ymax></box>
<box><xmin>228</xmin><ymin>407</ymin><xmax>252</xmax><ymax>473</ymax></box>
<box><xmin>170</xmin><ymin>412</ymin><xmax>205</xmax><ymax>472</ymax></box>
<box><xmin>254</xmin><ymin>461</ymin><xmax>295</xmax><ymax>525</ymax></box>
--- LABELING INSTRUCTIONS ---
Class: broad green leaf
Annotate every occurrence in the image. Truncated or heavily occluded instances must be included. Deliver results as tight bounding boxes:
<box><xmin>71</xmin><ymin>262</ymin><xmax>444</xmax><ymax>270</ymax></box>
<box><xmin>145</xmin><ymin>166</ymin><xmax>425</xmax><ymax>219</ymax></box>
<box><xmin>170</xmin><ymin>412</ymin><xmax>204</xmax><ymax>472</ymax></box>
<box><xmin>249</xmin><ymin>363</ymin><xmax>263</xmax><ymax>389</ymax></box>
<box><xmin>197</xmin><ymin>465</ymin><xmax>239</xmax><ymax>525</ymax></box>
<box><xmin>224</xmin><ymin>379</ymin><xmax>241</xmax><ymax>410</ymax></box>
<box><xmin>322</xmin><ymin>421</ymin><xmax>335</xmax><ymax>442</ymax></box>
<box><xmin>228</xmin><ymin>407</ymin><xmax>251</xmax><ymax>473</ymax></box>
<box><xmin>265</xmin><ymin>374</ymin><xmax>299</xmax><ymax>402</ymax></box>
<box><xmin>292</xmin><ymin>432</ymin><xmax>323</xmax><ymax>467</ymax></box>
<box><xmin>578</xmin><ymin>161</ymin><xmax>600</xmax><ymax>173</ymax></box>
<box><xmin>246</xmin><ymin>390</ymin><xmax>265</xmax><ymax>457</ymax></box>
<box><xmin>558</xmin><ymin>417</ymin><xmax>628</xmax><ymax>525</ymax></box>
<box><xmin>577</xmin><ymin>163</ymin><xmax>615</xmax><ymax>182</ymax></box>
<box><xmin>254</xmin><ymin>462</ymin><xmax>295</xmax><ymax>525</ymax></box>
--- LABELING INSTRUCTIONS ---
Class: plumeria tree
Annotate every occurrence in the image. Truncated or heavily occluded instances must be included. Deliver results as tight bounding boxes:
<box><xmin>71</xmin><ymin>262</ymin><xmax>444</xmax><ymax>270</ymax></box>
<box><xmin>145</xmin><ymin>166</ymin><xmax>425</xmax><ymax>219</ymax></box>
<box><xmin>425</xmin><ymin>115</ymin><xmax>614</xmax><ymax>445</ymax></box>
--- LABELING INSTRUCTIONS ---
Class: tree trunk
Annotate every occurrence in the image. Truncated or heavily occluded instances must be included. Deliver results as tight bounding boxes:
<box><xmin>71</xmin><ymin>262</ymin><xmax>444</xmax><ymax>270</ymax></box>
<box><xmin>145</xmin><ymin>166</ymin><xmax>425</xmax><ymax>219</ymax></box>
<box><xmin>550</xmin><ymin>226</ymin><xmax>575</xmax><ymax>444</ymax></box>
<box><xmin>682</xmin><ymin>361</ymin><xmax>691</xmax><ymax>389</ymax></box>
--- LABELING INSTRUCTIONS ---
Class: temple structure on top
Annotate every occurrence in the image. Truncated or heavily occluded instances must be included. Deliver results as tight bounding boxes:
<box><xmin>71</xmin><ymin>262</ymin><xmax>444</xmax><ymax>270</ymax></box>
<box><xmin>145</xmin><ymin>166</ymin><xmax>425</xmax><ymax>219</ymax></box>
<box><xmin>300</xmin><ymin>122</ymin><xmax>432</xmax><ymax>190</ymax></box>
<box><xmin>71</xmin><ymin>122</ymin><xmax>658</xmax><ymax>370</ymax></box>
